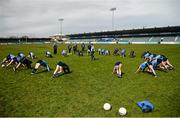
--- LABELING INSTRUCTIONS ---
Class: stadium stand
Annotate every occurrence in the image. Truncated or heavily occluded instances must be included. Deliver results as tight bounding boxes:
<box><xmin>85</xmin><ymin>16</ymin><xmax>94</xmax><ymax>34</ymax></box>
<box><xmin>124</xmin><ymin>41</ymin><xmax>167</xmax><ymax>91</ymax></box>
<box><xmin>66</xmin><ymin>26</ymin><xmax>180</xmax><ymax>44</ymax></box>
<box><xmin>131</xmin><ymin>37</ymin><xmax>150</xmax><ymax>42</ymax></box>
<box><xmin>1</xmin><ymin>26</ymin><xmax>180</xmax><ymax>44</ymax></box>
<box><xmin>0</xmin><ymin>38</ymin><xmax>51</xmax><ymax>44</ymax></box>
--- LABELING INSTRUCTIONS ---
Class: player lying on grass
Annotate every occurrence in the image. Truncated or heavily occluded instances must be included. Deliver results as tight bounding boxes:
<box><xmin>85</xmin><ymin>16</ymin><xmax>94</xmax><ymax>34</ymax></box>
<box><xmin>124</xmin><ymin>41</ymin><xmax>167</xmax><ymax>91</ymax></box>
<box><xmin>31</xmin><ymin>60</ymin><xmax>50</xmax><ymax>74</ymax></box>
<box><xmin>13</xmin><ymin>57</ymin><xmax>32</xmax><ymax>71</ymax></box>
<box><xmin>53</xmin><ymin>61</ymin><xmax>70</xmax><ymax>78</ymax></box>
<box><xmin>1</xmin><ymin>54</ymin><xmax>15</xmax><ymax>66</ymax></box>
<box><xmin>45</xmin><ymin>51</ymin><xmax>53</xmax><ymax>58</ymax></box>
<box><xmin>112</xmin><ymin>62</ymin><xmax>123</xmax><ymax>78</ymax></box>
<box><xmin>135</xmin><ymin>58</ymin><xmax>157</xmax><ymax>77</ymax></box>
<box><xmin>27</xmin><ymin>52</ymin><xmax>36</xmax><ymax>59</ymax></box>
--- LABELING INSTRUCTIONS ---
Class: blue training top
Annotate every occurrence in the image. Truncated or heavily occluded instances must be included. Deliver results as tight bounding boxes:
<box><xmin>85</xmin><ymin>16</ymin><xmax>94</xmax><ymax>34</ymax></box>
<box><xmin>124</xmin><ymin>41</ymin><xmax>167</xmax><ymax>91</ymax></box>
<box><xmin>13</xmin><ymin>57</ymin><xmax>20</xmax><ymax>63</ymax></box>
<box><xmin>7</xmin><ymin>54</ymin><xmax>15</xmax><ymax>60</ymax></box>
<box><xmin>140</xmin><ymin>62</ymin><xmax>149</xmax><ymax>71</ymax></box>
<box><xmin>155</xmin><ymin>55</ymin><xmax>162</xmax><ymax>60</ymax></box>
<box><xmin>148</xmin><ymin>54</ymin><xmax>156</xmax><ymax>60</ymax></box>
<box><xmin>144</xmin><ymin>53</ymin><xmax>151</xmax><ymax>58</ymax></box>
<box><xmin>37</xmin><ymin>60</ymin><xmax>50</xmax><ymax>71</ymax></box>
<box><xmin>37</xmin><ymin>60</ymin><xmax>48</xmax><ymax>67</ymax></box>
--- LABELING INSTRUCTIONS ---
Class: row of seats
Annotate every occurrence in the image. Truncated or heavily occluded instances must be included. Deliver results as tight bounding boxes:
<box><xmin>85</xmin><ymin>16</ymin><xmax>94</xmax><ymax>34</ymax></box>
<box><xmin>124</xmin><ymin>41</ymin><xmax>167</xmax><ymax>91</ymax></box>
<box><xmin>117</xmin><ymin>36</ymin><xmax>179</xmax><ymax>42</ymax></box>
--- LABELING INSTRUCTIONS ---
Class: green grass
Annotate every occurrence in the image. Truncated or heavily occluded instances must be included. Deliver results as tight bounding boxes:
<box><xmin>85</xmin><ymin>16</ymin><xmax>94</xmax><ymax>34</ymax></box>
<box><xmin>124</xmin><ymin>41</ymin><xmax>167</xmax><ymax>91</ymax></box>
<box><xmin>0</xmin><ymin>44</ymin><xmax>180</xmax><ymax>117</ymax></box>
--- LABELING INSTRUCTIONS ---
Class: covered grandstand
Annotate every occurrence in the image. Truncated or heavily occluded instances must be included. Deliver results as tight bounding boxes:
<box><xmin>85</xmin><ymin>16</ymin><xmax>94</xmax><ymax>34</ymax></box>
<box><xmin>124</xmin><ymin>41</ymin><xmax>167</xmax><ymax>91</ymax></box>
<box><xmin>0</xmin><ymin>37</ymin><xmax>51</xmax><ymax>44</ymax></box>
<box><xmin>66</xmin><ymin>26</ymin><xmax>180</xmax><ymax>44</ymax></box>
<box><xmin>1</xmin><ymin>26</ymin><xmax>180</xmax><ymax>44</ymax></box>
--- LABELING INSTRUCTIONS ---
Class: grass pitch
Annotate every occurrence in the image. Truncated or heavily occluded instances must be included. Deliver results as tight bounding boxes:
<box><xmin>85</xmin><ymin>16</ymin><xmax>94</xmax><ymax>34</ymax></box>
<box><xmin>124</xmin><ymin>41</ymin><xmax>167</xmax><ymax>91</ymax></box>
<box><xmin>0</xmin><ymin>44</ymin><xmax>180</xmax><ymax>117</ymax></box>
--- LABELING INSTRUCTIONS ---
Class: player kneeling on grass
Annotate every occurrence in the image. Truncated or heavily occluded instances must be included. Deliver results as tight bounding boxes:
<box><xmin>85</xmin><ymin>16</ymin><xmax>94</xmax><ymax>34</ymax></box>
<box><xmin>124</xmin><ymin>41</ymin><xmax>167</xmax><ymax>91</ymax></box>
<box><xmin>53</xmin><ymin>61</ymin><xmax>70</xmax><ymax>78</ymax></box>
<box><xmin>13</xmin><ymin>57</ymin><xmax>32</xmax><ymax>71</ymax></box>
<box><xmin>112</xmin><ymin>62</ymin><xmax>123</xmax><ymax>78</ymax></box>
<box><xmin>135</xmin><ymin>58</ymin><xmax>157</xmax><ymax>77</ymax></box>
<box><xmin>27</xmin><ymin>52</ymin><xmax>36</xmax><ymax>59</ymax></box>
<box><xmin>31</xmin><ymin>60</ymin><xmax>50</xmax><ymax>74</ymax></box>
<box><xmin>45</xmin><ymin>51</ymin><xmax>53</xmax><ymax>58</ymax></box>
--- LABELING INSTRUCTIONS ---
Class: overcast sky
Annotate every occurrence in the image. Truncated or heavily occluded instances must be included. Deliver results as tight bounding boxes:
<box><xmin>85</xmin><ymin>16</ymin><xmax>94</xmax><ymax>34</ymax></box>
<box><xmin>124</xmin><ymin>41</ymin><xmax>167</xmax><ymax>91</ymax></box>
<box><xmin>0</xmin><ymin>0</ymin><xmax>180</xmax><ymax>37</ymax></box>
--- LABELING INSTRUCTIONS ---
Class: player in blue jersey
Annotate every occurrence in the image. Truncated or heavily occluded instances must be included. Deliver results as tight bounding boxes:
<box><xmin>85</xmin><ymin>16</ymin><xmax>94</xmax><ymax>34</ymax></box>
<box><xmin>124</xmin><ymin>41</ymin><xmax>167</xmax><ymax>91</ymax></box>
<box><xmin>148</xmin><ymin>54</ymin><xmax>157</xmax><ymax>61</ymax></box>
<box><xmin>1</xmin><ymin>54</ymin><xmax>15</xmax><ymax>66</ymax></box>
<box><xmin>121</xmin><ymin>49</ymin><xmax>126</xmax><ymax>58</ymax></box>
<box><xmin>141</xmin><ymin>51</ymin><xmax>151</xmax><ymax>59</ymax></box>
<box><xmin>112</xmin><ymin>62</ymin><xmax>123</xmax><ymax>78</ymax></box>
<box><xmin>31</xmin><ymin>60</ymin><xmax>50</xmax><ymax>74</ymax></box>
<box><xmin>17</xmin><ymin>52</ymin><xmax>25</xmax><ymax>59</ymax></box>
<box><xmin>155</xmin><ymin>54</ymin><xmax>174</xmax><ymax>70</ymax></box>
<box><xmin>151</xmin><ymin>58</ymin><xmax>168</xmax><ymax>71</ymax></box>
<box><xmin>160</xmin><ymin>55</ymin><xmax>174</xmax><ymax>70</ymax></box>
<box><xmin>53</xmin><ymin>61</ymin><xmax>70</xmax><ymax>78</ymax></box>
<box><xmin>135</xmin><ymin>58</ymin><xmax>157</xmax><ymax>77</ymax></box>
<box><xmin>6</xmin><ymin>57</ymin><xmax>20</xmax><ymax>67</ymax></box>
<box><xmin>151</xmin><ymin>58</ymin><xmax>162</xmax><ymax>68</ymax></box>
<box><xmin>13</xmin><ymin>57</ymin><xmax>32</xmax><ymax>71</ymax></box>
